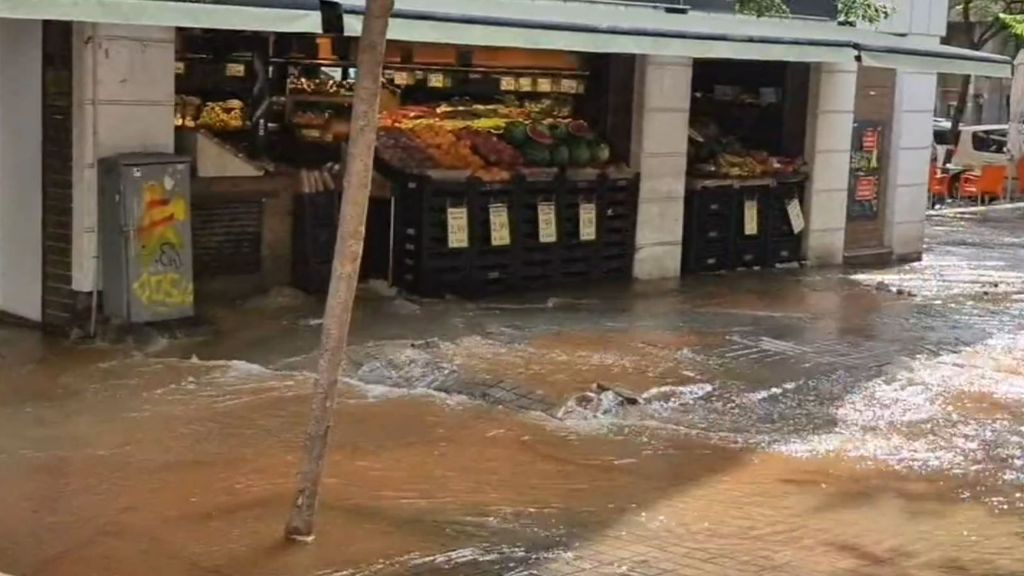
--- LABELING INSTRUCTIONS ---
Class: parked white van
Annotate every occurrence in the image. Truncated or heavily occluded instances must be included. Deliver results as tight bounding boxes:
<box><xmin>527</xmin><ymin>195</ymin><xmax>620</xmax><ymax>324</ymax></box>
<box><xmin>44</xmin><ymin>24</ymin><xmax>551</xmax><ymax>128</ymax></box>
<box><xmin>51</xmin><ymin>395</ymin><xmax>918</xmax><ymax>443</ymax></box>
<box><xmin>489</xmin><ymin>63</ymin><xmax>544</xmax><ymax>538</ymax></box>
<box><xmin>934</xmin><ymin>123</ymin><xmax>1008</xmax><ymax>168</ymax></box>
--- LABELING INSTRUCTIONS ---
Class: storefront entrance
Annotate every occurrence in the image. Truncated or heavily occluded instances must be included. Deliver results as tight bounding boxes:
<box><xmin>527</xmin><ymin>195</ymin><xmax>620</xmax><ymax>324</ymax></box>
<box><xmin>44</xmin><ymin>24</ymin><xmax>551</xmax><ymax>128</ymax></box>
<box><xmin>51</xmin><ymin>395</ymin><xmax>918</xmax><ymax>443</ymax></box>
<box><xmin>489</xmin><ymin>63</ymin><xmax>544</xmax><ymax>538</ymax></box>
<box><xmin>844</xmin><ymin>66</ymin><xmax>895</xmax><ymax>262</ymax></box>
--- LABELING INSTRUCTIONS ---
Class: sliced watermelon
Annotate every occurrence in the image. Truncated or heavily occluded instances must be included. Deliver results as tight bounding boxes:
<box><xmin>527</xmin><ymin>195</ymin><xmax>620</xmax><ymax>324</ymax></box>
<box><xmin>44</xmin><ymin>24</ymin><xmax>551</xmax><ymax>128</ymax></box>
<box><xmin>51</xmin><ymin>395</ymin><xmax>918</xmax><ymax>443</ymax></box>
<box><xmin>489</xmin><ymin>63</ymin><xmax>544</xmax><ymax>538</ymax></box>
<box><xmin>526</xmin><ymin>123</ymin><xmax>555</xmax><ymax>146</ymax></box>
<box><xmin>567</xmin><ymin>120</ymin><xmax>594</xmax><ymax>140</ymax></box>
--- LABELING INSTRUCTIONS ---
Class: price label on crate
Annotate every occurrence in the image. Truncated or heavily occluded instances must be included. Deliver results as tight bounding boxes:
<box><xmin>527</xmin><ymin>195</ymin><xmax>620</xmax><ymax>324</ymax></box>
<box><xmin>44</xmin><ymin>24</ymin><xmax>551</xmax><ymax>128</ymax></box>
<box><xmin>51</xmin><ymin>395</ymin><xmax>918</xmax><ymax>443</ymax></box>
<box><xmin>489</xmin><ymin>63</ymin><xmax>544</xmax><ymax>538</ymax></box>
<box><xmin>559</xmin><ymin>78</ymin><xmax>578</xmax><ymax>93</ymax></box>
<box><xmin>225</xmin><ymin>63</ymin><xmax>246</xmax><ymax>77</ymax></box>
<box><xmin>517</xmin><ymin>76</ymin><xmax>534</xmax><ymax>92</ymax></box>
<box><xmin>175</xmin><ymin>61</ymin><xmax>185</xmax><ymax>75</ymax></box>
<box><xmin>743</xmin><ymin>198</ymin><xmax>759</xmax><ymax>236</ymax></box>
<box><xmin>579</xmin><ymin>202</ymin><xmax>597</xmax><ymax>242</ymax></box>
<box><xmin>499</xmin><ymin>76</ymin><xmax>516</xmax><ymax>91</ymax></box>
<box><xmin>537</xmin><ymin>202</ymin><xmax>558</xmax><ymax>244</ymax></box>
<box><xmin>393</xmin><ymin>70</ymin><xmax>412</xmax><ymax>86</ymax></box>
<box><xmin>447</xmin><ymin>206</ymin><xmax>470</xmax><ymax>249</ymax></box>
<box><xmin>427</xmin><ymin>72</ymin><xmax>446</xmax><ymax>88</ymax></box>
<box><xmin>785</xmin><ymin>197</ymin><xmax>805</xmax><ymax>234</ymax></box>
<box><xmin>536</xmin><ymin>78</ymin><xmax>553</xmax><ymax>93</ymax></box>
<box><xmin>489</xmin><ymin>203</ymin><xmax>511</xmax><ymax>247</ymax></box>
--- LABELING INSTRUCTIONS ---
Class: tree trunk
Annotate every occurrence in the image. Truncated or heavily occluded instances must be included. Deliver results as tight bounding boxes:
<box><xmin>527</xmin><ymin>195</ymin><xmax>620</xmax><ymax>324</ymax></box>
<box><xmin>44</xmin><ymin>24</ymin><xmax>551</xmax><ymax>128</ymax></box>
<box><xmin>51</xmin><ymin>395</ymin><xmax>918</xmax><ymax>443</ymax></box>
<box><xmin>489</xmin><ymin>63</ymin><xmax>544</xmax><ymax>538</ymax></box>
<box><xmin>284</xmin><ymin>0</ymin><xmax>394</xmax><ymax>543</ymax></box>
<box><xmin>946</xmin><ymin>74</ymin><xmax>973</xmax><ymax>165</ymax></box>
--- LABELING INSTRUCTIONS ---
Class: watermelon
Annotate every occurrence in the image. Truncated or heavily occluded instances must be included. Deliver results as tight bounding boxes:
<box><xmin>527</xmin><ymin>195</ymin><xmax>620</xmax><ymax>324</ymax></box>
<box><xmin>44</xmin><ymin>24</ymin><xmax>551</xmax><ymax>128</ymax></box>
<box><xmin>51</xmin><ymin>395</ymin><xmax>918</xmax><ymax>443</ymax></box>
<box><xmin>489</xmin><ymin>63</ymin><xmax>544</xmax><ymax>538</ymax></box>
<box><xmin>522</xmin><ymin>142</ymin><xmax>551</xmax><ymax>166</ymax></box>
<box><xmin>567</xmin><ymin>120</ymin><xmax>594</xmax><ymax>140</ymax></box>
<box><xmin>550</xmin><ymin>144</ymin><xmax>570</xmax><ymax>167</ymax></box>
<box><xmin>591</xmin><ymin>142</ymin><xmax>611</xmax><ymax>164</ymax></box>
<box><xmin>526</xmin><ymin>123</ymin><xmax>555</xmax><ymax>145</ymax></box>
<box><xmin>548</xmin><ymin>122</ymin><xmax>569</xmax><ymax>141</ymax></box>
<box><xmin>503</xmin><ymin>121</ymin><xmax>528</xmax><ymax>146</ymax></box>
<box><xmin>569</xmin><ymin>141</ymin><xmax>591</xmax><ymax>167</ymax></box>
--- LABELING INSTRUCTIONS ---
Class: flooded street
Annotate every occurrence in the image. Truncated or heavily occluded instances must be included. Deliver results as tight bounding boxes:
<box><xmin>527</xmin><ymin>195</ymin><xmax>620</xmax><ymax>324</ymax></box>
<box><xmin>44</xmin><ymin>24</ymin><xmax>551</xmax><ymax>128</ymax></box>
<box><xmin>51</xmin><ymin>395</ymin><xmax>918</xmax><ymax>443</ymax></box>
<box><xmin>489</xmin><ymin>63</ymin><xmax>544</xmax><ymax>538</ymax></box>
<box><xmin>2</xmin><ymin>207</ymin><xmax>1024</xmax><ymax>575</ymax></box>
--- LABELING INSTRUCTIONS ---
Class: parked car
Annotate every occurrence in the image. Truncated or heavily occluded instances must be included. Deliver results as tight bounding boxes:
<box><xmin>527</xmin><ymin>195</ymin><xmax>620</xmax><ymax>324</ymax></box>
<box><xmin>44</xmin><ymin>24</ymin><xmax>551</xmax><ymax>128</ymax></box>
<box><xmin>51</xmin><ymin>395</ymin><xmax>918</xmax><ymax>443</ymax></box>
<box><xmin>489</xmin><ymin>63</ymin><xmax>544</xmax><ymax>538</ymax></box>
<box><xmin>933</xmin><ymin>122</ymin><xmax>1008</xmax><ymax>168</ymax></box>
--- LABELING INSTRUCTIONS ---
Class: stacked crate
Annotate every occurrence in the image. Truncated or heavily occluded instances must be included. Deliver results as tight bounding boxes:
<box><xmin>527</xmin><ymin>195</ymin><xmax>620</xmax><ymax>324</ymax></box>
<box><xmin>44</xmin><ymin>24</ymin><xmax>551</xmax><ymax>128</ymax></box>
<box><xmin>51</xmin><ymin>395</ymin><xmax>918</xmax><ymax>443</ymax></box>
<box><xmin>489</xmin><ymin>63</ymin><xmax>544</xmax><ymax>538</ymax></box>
<box><xmin>683</xmin><ymin>180</ymin><xmax>806</xmax><ymax>274</ymax></box>
<box><xmin>392</xmin><ymin>171</ymin><xmax>639</xmax><ymax>298</ymax></box>
<box><xmin>292</xmin><ymin>190</ymin><xmax>340</xmax><ymax>293</ymax></box>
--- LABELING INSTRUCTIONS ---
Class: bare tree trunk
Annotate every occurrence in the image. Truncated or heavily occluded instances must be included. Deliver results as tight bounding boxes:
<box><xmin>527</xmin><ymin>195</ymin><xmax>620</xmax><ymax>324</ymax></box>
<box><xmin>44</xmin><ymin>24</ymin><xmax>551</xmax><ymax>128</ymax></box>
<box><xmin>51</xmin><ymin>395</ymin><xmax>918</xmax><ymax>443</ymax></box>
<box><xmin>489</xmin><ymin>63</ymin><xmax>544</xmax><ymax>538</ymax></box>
<box><xmin>284</xmin><ymin>0</ymin><xmax>394</xmax><ymax>543</ymax></box>
<box><xmin>946</xmin><ymin>74</ymin><xmax>973</xmax><ymax>165</ymax></box>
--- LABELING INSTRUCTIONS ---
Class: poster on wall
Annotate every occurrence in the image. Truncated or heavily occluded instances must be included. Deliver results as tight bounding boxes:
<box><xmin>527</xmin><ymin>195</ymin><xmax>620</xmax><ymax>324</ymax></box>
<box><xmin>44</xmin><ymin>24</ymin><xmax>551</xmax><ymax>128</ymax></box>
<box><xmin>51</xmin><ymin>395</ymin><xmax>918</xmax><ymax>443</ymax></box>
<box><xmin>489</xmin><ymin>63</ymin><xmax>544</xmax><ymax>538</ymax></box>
<box><xmin>847</xmin><ymin>121</ymin><xmax>884</xmax><ymax>220</ymax></box>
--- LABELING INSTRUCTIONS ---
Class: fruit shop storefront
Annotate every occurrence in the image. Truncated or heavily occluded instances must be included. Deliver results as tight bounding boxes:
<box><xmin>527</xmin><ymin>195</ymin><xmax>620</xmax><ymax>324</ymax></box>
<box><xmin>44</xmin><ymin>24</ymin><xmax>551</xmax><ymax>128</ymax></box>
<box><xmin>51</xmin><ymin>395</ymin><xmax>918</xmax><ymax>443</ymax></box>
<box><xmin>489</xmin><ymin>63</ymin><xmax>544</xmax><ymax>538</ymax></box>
<box><xmin>128</xmin><ymin>3</ymin><xmax>1012</xmax><ymax>316</ymax></box>
<box><xmin>170</xmin><ymin>28</ymin><xmax>638</xmax><ymax>300</ymax></box>
<box><xmin>2</xmin><ymin>0</ymin><xmax>1011</xmax><ymax>331</ymax></box>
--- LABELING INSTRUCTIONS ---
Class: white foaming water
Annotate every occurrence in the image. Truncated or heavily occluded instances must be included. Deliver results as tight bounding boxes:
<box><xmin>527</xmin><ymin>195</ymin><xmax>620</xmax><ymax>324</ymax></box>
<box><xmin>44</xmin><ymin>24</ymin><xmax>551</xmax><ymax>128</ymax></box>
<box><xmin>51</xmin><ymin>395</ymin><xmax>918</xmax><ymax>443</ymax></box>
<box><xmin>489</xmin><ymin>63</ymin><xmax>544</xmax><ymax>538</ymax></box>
<box><xmin>773</xmin><ymin>330</ymin><xmax>1024</xmax><ymax>483</ymax></box>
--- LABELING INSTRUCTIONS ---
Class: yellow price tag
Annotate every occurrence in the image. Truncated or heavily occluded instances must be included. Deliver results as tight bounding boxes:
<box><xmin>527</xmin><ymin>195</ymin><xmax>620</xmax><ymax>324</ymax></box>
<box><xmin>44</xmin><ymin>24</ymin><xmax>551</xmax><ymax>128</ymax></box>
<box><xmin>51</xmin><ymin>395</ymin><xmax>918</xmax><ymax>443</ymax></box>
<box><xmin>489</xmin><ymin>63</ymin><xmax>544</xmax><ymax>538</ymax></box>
<box><xmin>536</xmin><ymin>78</ymin><xmax>552</xmax><ymax>93</ymax></box>
<box><xmin>537</xmin><ymin>202</ymin><xmax>557</xmax><ymax>244</ymax></box>
<box><xmin>393</xmin><ymin>70</ymin><xmax>411</xmax><ymax>86</ymax></box>
<box><xmin>517</xmin><ymin>77</ymin><xmax>534</xmax><ymax>92</ymax></box>
<box><xmin>743</xmin><ymin>198</ymin><xmax>759</xmax><ymax>236</ymax></box>
<box><xmin>499</xmin><ymin>77</ymin><xmax>516</xmax><ymax>91</ymax></box>
<box><xmin>427</xmin><ymin>72</ymin><xmax>445</xmax><ymax>88</ymax></box>
<box><xmin>579</xmin><ymin>202</ymin><xmax>597</xmax><ymax>242</ymax></box>
<box><xmin>447</xmin><ymin>206</ymin><xmax>469</xmax><ymax>249</ymax></box>
<box><xmin>489</xmin><ymin>203</ymin><xmax>511</xmax><ymax>247</ymax></box>
<box><xmin>559</xmin><ymin>78</ymin><xmax>578</xmax><ymax>93</ymax></box>
<box><xmin>225</xmin><ymin>63</ymin><xmax>246</xmax><ymax>77</ymax></box>
<box><xmin>786</xmin><ymin>197</ymin><xmax>805</xmax><ymax>234</ymax></box>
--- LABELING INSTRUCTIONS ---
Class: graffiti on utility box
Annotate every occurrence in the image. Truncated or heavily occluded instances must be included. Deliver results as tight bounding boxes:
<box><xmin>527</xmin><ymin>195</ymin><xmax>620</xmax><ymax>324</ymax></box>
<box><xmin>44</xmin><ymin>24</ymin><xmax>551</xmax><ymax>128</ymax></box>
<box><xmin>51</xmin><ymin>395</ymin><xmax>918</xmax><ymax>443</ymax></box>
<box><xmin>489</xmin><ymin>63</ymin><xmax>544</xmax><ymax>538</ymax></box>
<box><xmin>133</xmin><ymin>178</ymin><xmax>193</xmax><ymax>310</ymax></box>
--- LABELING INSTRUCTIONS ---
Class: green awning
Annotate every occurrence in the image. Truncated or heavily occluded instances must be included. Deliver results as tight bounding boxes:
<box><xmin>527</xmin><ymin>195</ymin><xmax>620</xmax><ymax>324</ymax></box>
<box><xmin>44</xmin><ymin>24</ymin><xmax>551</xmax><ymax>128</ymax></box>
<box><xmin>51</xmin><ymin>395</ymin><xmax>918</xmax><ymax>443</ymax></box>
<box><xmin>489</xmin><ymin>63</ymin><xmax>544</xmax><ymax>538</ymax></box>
<box><xmin>0</xmin><ymin>0</ymin><xmax>326</xmax><ymax>33</ymax></box>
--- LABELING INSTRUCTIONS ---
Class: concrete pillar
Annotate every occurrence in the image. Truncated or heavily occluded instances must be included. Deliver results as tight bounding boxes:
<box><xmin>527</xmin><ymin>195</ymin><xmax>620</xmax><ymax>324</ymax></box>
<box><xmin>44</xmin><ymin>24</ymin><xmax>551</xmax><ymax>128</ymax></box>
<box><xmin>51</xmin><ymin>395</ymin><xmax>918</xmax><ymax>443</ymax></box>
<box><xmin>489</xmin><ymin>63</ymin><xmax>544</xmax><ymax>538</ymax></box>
<box><xmin>71</xmin><ymin>23</ymin><xmax>175</xmax><ymax>293</ymax></box>
<box><xmin>886</xmin><ymin>71</ymin><xmax>936</xmax><ymax>261</ymax></box>
<box><xmin>631</xmin><ymin>55</ymin><xmax>692</xmax><ymax>280</ymax></box>
<box><xmin>803</xmin><ymin>62</ymin><xmax>857</xmax><ymax>265</ymax></box>
<box><xmin>0</xmin><ymin>19</ymin><xmax>43</xmax><ymax>321</ymax></box>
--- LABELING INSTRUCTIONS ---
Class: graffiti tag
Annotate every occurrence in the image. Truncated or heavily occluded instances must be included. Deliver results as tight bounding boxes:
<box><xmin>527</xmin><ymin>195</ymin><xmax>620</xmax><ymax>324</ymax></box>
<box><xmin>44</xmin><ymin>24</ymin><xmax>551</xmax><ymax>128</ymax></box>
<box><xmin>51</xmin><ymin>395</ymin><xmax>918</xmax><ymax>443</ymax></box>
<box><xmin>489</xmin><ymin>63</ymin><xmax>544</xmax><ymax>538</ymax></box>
<box><xmin>138</xmin><ymin>181</ymin><xmax>188</xmax><ymax>267</ymax></box>
<box><xmin>132</xmin><ymin>272</ymin><xmax>194</xmax><ymax>308</ymax></box>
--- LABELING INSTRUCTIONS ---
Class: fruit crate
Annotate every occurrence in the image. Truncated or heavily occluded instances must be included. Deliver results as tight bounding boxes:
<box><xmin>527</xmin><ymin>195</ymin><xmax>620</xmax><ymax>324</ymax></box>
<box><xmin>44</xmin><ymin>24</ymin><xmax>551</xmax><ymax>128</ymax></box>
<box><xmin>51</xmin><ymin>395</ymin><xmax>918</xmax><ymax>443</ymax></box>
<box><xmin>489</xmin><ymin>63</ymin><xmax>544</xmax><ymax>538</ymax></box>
<box><xmin>390</xmin><ymin>168</ymin><xmax>639</xmax><ymax>298</ymax></box>
<box><xmin>292</xmin><ymin>190</ymin><xmax>340</xmax><ymax>294</ymax></box>
<box><xmin>683</xmin><ymin>180</ymin><xmax>807</xmax><ymax>274</ymax></box>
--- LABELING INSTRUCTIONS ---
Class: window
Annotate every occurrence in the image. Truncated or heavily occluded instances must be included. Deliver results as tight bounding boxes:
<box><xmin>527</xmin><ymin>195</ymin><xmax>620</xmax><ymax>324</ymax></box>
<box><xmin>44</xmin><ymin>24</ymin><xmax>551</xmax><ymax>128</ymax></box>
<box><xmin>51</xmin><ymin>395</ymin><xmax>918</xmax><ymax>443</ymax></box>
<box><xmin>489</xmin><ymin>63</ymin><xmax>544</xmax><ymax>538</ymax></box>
<box><xmin>933</xmin><ymin>129</ymin><xmax>954</xmax><ymax>146</ymax></box>
<box><xmin>972</xmin><ymin>129</ymin><xmax>1007</xmax><ymax>154</ymax></box>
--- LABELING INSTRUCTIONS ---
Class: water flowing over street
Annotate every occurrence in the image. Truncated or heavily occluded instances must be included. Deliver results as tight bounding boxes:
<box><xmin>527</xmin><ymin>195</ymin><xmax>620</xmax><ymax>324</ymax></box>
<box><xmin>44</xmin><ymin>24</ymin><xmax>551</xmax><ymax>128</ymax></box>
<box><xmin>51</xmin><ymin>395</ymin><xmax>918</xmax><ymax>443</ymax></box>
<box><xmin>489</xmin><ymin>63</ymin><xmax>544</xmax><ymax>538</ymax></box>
<box><xmin>2</xmin><ymin>207</ymin><xmax>1023</xmax><ymax>576</ymax></box>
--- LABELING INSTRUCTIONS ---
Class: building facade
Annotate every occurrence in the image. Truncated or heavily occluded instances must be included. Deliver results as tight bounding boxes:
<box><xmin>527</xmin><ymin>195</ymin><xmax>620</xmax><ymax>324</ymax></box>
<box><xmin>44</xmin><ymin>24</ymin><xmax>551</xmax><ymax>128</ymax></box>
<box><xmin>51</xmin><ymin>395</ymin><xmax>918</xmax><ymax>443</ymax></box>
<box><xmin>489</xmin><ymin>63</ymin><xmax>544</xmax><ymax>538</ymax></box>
<box><xmin>0</xmin><ymin>0</ymin><xmax>1008</xmax><ymax>330</ymax></box>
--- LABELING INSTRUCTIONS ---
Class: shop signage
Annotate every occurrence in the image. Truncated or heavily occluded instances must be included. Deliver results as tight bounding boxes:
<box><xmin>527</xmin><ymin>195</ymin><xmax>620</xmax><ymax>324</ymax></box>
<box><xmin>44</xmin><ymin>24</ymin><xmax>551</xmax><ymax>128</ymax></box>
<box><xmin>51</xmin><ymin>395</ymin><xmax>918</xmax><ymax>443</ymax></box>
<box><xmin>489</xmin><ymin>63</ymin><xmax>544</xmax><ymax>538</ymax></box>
<box><xmin>785</xmin><ymin>197</ymin><xmax>805</xmax><ymax>234</ymax></box>
<box><xmin>847</xmin><ymin>121</ymin><xmax>884</xmax><ymax>220</ymax></box>
<box><xmin>499</xmin><ymin>76</ymin><xmax>516</xmax><ymax>91</ymax></box>
<box><xmin>489</xmin><ymin>203</ymin><xmax>512</xmax><ymax>246</ymax></box>
<box><xmin>579</xmin><ymin>202</ymin><xmax>597</xmax><ymax>241</ymax></box>
<box><xmin>559</xmin><ymin>78</ymin><xmax>578</xmax><ymax>94</ymax></box>
<box><xmin>536</xmin><ymin>78</ymin><xmax>553</xmax><ymax>93</ymax></box>
<box><xmin>427</xmin><ymin>72</ymin><xmax>446</xmax><ymax>88</ymax></box>
<box><xmin>537</xmin><ymin>202</ymin><xmax>558</xmax><ymax>243</ymax></box>
<box><xmin>392</xmin><ymin>70</ymin><xmax>412</xmax><ymax>86</ymax></box>
<box><xmin>446</xmin><ymin>206</ymin><xmax>469</xmax><ymax>248</ymax></box>
<box><xmin>743</xmin><ymin>198</ymin><xmax>758</xmax><ymax>236</ymax></box>
<box><xmin>517</xmin><ymin>77</ymin><xmax>535</xmax><ymax>92</ymax></box>
<box><xmin>225</xmin><ymin>63</ymin><xmax>246</xmax><ymax>77</ymax></box>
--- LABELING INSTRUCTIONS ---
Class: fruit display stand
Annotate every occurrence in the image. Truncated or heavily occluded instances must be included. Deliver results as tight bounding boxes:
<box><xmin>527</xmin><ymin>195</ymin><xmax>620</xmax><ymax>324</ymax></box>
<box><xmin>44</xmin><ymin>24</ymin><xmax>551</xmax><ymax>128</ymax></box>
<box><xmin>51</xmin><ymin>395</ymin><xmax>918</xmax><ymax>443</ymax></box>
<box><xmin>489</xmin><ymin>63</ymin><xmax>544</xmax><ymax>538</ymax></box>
<box><xmin>683</xmin><ymin>176</ymin><xmax>806</xmax><ymax>274</ymax></box>
<box><xmin>389</xmin><ymin>167</ymin><xmax>638</xmax><ymax>298</ymax></box>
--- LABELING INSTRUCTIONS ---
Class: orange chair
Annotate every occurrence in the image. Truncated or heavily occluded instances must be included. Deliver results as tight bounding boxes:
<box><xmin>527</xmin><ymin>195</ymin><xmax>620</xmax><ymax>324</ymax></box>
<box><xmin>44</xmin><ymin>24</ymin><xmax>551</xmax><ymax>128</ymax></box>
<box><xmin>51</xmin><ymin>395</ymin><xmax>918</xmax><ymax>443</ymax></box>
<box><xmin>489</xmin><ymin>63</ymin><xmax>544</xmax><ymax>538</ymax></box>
<box><xmin>928</xmin><ymin>163</ymin><xmax>950</xmax><ymax>202</ymax></box>
<box><xmin>960</xmin><ymin>164</ymin><xmax>1007</xmax><ymax>203</ymax></box>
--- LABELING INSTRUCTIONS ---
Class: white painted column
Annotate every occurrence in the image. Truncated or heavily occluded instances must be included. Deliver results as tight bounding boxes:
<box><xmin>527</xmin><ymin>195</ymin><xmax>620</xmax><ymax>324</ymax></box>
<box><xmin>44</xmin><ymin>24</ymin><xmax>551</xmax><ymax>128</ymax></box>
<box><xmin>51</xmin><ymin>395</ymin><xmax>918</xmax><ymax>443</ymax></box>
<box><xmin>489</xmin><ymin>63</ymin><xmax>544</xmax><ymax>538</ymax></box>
<box><xmin>886</xmin><ymin>71</ymin><xmax>936</xmax><ymax>261</ymax></box>
<box><xmin>71</xmin><ymin>23</ymin><xmax>175</xmax><ymax>293</ymax></box>
<box><xmin>803</xmin><ymin>62</ymin><xmax>857</xmax><ymax>266</ymax></box>
<box><xmin>0</xmin><ymin>19</ymin><xmax>43</xmax><ymax>321</ymax></box>
<box><xmin>631</xmin><ymin>55</ymin><xmax>692</xmax><ymax>280</ymax></box>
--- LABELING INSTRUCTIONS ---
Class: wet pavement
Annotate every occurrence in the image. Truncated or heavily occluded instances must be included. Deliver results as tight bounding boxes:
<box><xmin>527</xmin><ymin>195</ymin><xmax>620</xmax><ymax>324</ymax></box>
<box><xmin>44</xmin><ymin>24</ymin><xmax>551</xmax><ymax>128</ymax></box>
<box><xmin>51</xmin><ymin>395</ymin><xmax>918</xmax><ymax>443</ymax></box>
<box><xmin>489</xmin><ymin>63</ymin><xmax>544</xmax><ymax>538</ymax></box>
<box><xmin>2</xmin><ymin>207</ymin><xmax>1024</xmax><ymax>575</ymax></box>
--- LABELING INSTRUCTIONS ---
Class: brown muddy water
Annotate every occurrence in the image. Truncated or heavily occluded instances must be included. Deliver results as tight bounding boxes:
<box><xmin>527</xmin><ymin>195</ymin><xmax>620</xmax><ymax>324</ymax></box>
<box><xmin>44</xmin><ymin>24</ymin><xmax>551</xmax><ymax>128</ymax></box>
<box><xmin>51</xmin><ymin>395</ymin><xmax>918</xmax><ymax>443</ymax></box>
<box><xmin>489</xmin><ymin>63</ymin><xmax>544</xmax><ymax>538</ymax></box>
<box><xmin>3</xmin><ymin>209</ymin><xmax>1024</xmax><ymax>575</ymax></box>
<box><xmin>1</xmin><ymin>333</ymin><xmax>1022</xmax><ymax>576</ymax></box>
